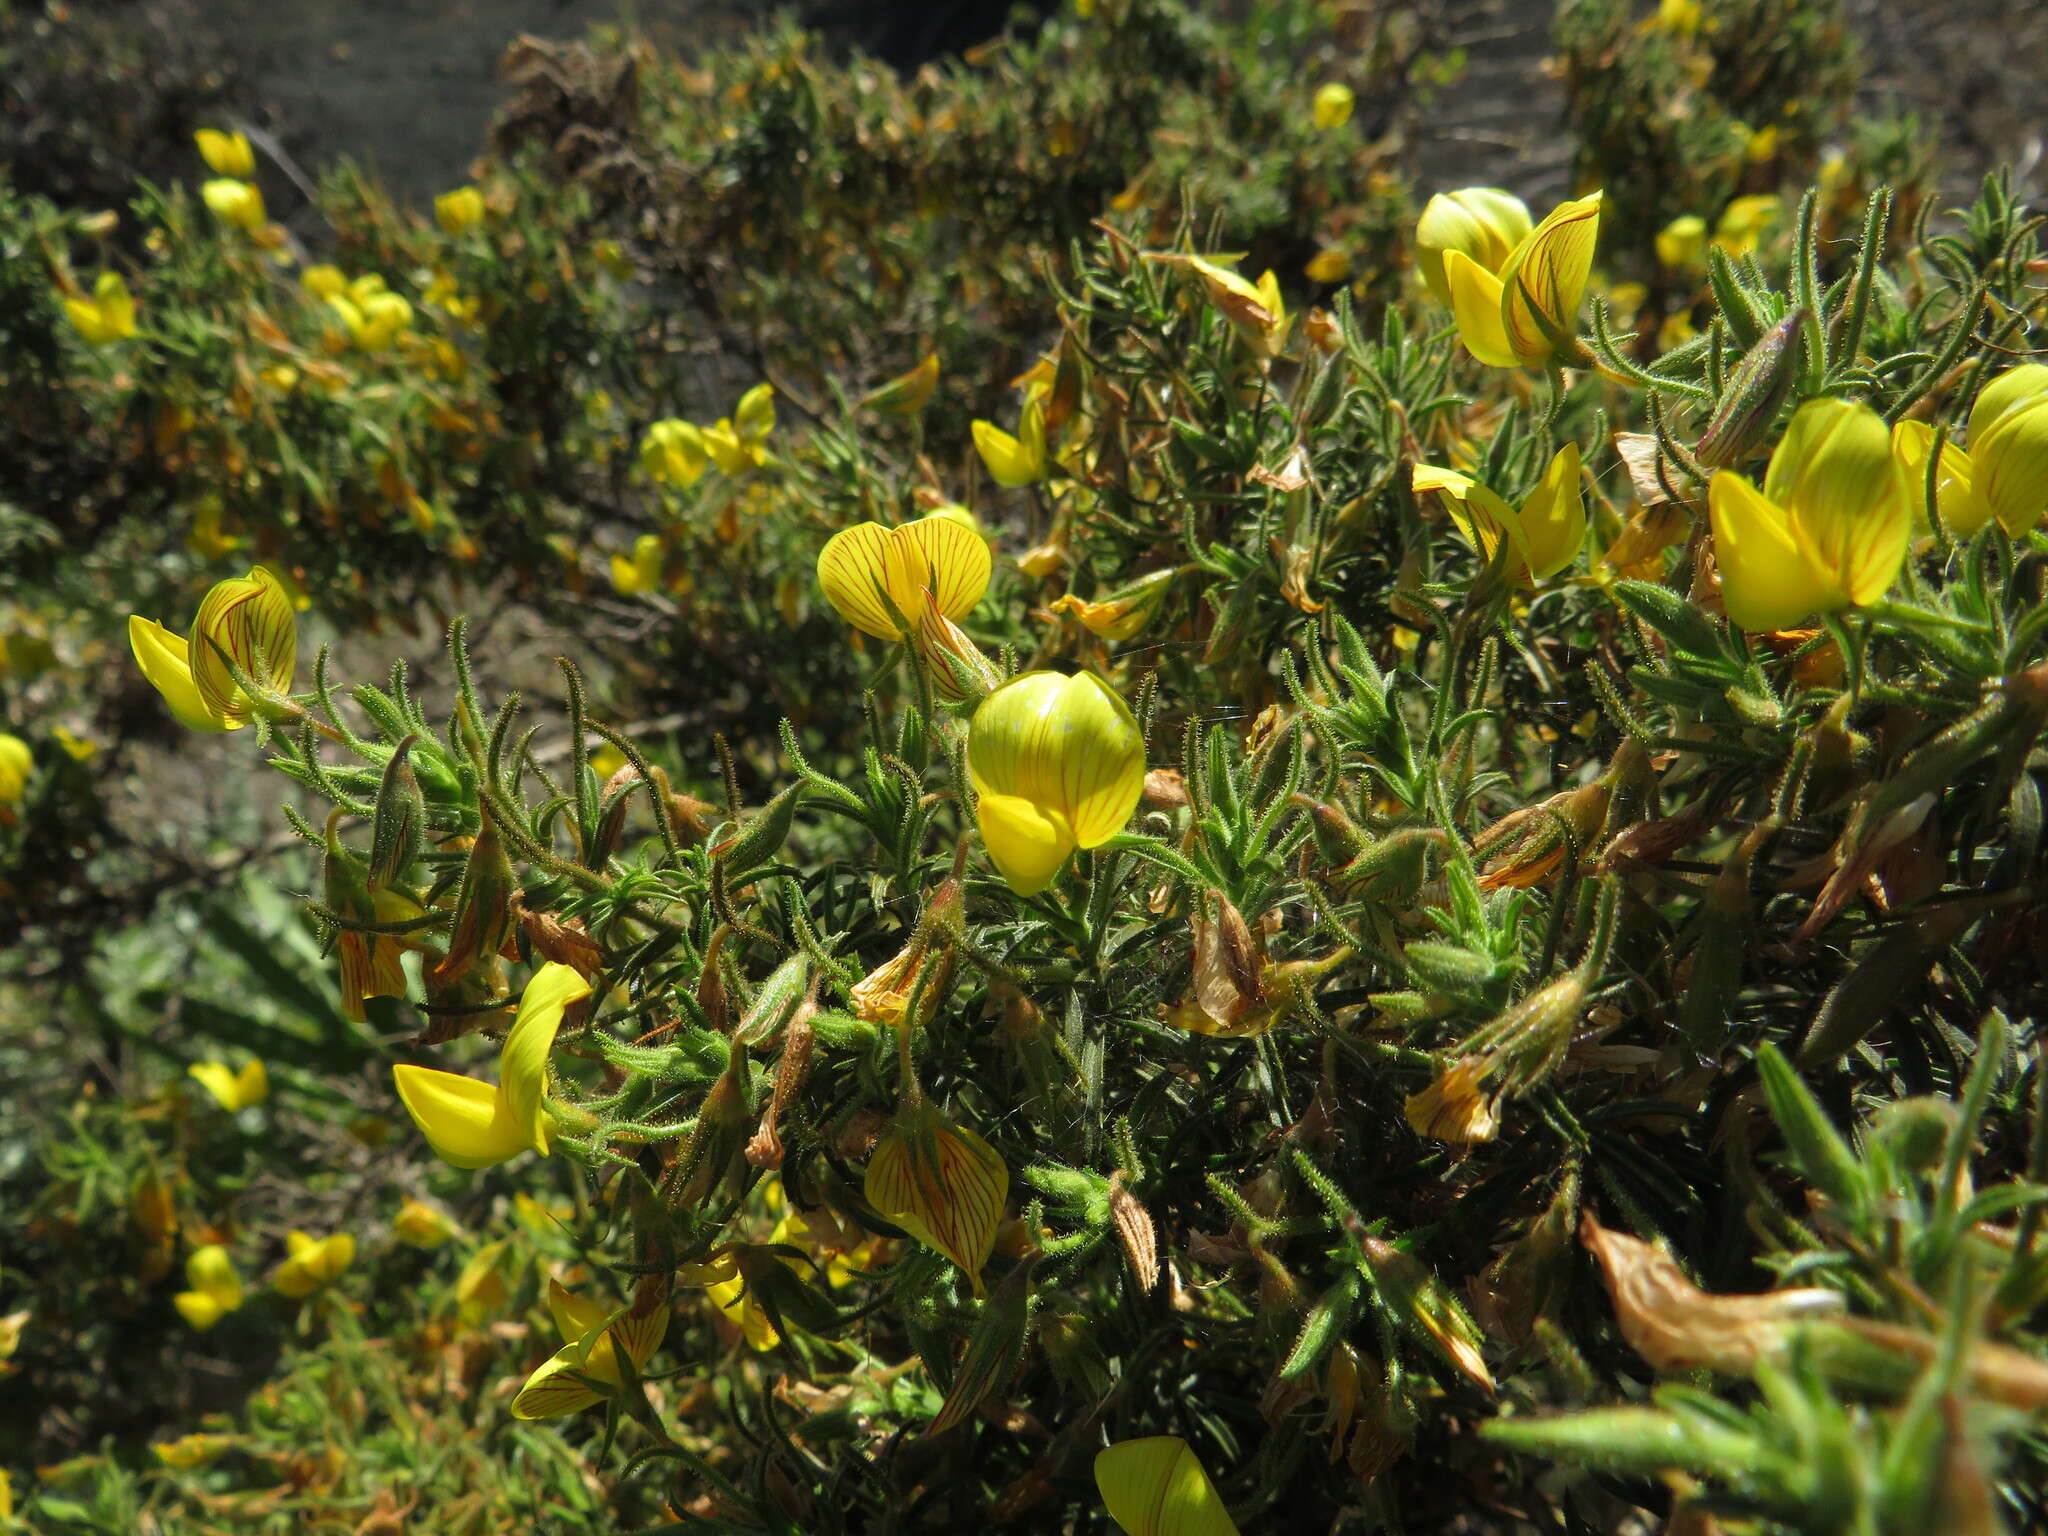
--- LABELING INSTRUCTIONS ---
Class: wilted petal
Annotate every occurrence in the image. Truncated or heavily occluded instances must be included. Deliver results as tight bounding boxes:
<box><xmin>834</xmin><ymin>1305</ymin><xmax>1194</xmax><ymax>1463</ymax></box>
<box><xmin>1581</xmin><ymin>1212</ymin><xmax>1840</xmax><ymax>1373</ymax></box>
<box><xmin>865</xmin><ymin>1106</ymin><xmax>1007</xmax><ymax>1298</ymax></box>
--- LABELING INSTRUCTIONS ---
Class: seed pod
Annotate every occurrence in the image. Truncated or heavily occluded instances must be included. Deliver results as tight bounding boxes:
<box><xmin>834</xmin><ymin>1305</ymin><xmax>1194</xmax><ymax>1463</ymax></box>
<box><xmin>734</xmin><ymin>953</ymin><xmax>811</xmax><ymax>1050</ymax></box>
<box><xmin>1108</xmin><ymin>1174</ymin><xmax>1160</xmax><ymax>1294</ymax></box>
<box><xmin>366</xmin><ymin>736</ymin><xmax>428</xmax><ymax>892</ymax></box>
<box><xmin>1280</xmin><ymin>1271</ymin><xmax>1360</xmax><ymax>1380</ymax></box>
<box><xmin>921</xmin><ymin>1256</ymin><xmax>1040</xmax><ymax>1440</ymax></box>
<box><xmin>710</xmin><ymin>782</ymin><xmax>803</xmax><ymax>873</ymax></box>
<box><xmin>1694</xmin><ymin>307</ymin><xmax>1805</xmax><ymax>469</ymax></box>
<box><xmin>435</xmin><ymin>817</ymin><xmax>517</xmax><ymax>986</ymax></box>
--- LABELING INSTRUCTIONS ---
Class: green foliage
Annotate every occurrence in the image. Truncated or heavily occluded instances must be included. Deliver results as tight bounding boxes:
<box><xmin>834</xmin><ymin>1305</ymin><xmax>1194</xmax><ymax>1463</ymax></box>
<box><xmin>3</xmin><ymin>1</ymin><xmax>2048</xmax><ymax>1532</ymax></box>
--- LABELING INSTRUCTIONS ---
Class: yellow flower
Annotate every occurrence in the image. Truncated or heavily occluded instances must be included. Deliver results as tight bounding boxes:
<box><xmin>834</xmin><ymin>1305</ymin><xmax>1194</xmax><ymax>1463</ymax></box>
<box><xmin>864</xmin><ymin>1100</ymin><xmax>1008</xmax><ymax>1298</ymax></box>
<box><xmin>1891</xmin><ymin>421</ymin><xmax>1993</xmax><ymax>538</ymax></box>
<box><xmin>173</xmin><ymin>1245</ymin><xmax>244</xmax><ymax>1330</ymax></box>
<box><xmin>392</xmin><ymin>1198</ymin><xmax>458</xmax><ymax>1250</ymax></box>
<box><xmin>1414</xmin><ymin>187</ymin><xmax>1532</xmax><ymax>307</ymax></box>
<box><xmin>1966</xmin><ymin>363</ymin><xmax>2048</xmax><ymax>533</ymax></box>
<box><xmin>63</xmin><ymin>271</ymin><xmax>138</xmax><ymax>344</ymax></box>
<box><xmin>701</xmin><ymin>383</ymin><xmax>776</xmax><ymax>475</ymax></box>
<box><xmin>967</xmin><ymin>670</ymin><xmax>1146</xmax><ymax>896</ymax></box>
<box><xmin>511</xmin><ymin>1277</ymin><xmax>669</xmax><ymax>1419</ymax></box>
<box><xmin>1743</xmin><ymin>124</ymin><xmax>1781</xmax><ymax>163</ymax></box>
<box><xmin>194</xmin><ymin>128</ymin><xmax>256</xmax><ymax>179</ymax></box>
<box><xmin>640</xmin><ymin>418</ymin><xmax>709</xmax><ymax>486</ymax></box>
<box><xmin>434</xmin><ymin>186</ymin><xmax>485</xmax><ymax>235</ymax></box>
<box><xmin>201</xmin><ymin>178</ymin><xmax>266</xmax><ymax>232</ymax></box>
<box><xmin>301</xmin><ymin>264</ymin><xmax>348</xmax><ymax>301</ymax></box>
<box><xmin>1444</xmin><ymin>192</ymin><xmax>1601</xmax><ymax>368</ymax></box>
<box><xmin>1654</xmin><ymin>0</ymin><xmax>1702</xmax><ymax>34</ymax></box>
<box><xmin>456</xmin><ymin>1239</ymin><xmax>517</xmax><ymax>1324</ymax></box>
<box><xmin>816</xmin><ymin>513</ymin><xmax>992</xmax><ymax>640</ymax></box>
<box><xmin>1707</xmin><ymin>398</ymin><xmax>1907</xmax><ymax>632</ymax></box>
<box><xmin>129</xmin><ymin>566</ymin><xmax>298</xmax><ymax>732</ymax></box>
<box><xmin>609</xmin><ymin>533</ymin><xmax>665</xmax><ymax>596</ymax></box>
<box><xmin>392</xmin><ymin>963</ymin><xmax>594</xmax><ymax>1169</ymax></box>
<box><xmin>973</xmin><ymin>383</ymin><xmax>1051</xmax><ymax>486</ymax></box>
<box><xmin>1655</xmin><ymin>213</ymin><xmax>1708</xmax><ymax>270</ymax></box>
<box><xmin>188</xmin><ymin>1057</ymin><xmax>268</xmax><ymax>1112</ymax></box>
<box><xmin>1311</xmin><ymin>82</ymin><xmax>1355</xmax><ymax>131</ymax></box>
<box><xmin>0</xmin><ymin>734</ymin><xmax>30</xmax><ymax>805</ymax></box>
<box><xmin>1095</xmin><ymin>1437</ymin><xmax>1241</xmax><ymax>1536</ymax></box>
<box><xmin>1412</xmin><ymin>442</ymin><xmax>1585</xmax><ymax>588</ymax></box>
<box><xmin>327</xmin><ymin>287</ymin><xmax>413</xmax><ymax>352</ymax></box>
<box><xmin>152</xmin><ymin>1433</ymin><xmax>236</xmax><ymax>1470</ymax></box>
<box><xmin>1304</xmin><ymin>247</ymin><xmax>1350</xmax><ymax>284</ymax></box>
<box><xmin>272</xmin><ymin>1230</ymin><xmax>355</xmax><ymax>1299</ymax></box>
<box><xmin>1713</xmin><ymin>194</ymin><xmax>1781</xmax><ymax>258</ymax></box>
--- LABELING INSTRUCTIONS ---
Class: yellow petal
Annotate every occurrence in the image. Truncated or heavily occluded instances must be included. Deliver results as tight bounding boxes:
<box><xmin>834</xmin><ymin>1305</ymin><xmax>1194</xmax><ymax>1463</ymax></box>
<box><xmin>1415</xmin><ymin>188</ymin><xmax>1531</xmax><ymax>305</ymax></box>
<box><xmin>898</xmin><ymin>513</ymin><xmax>993</xmax><ymax>622</ymax></box>
<box><xmin>188</xmin><ymin>1059</ymin><xmax>266</xmax><ymax>1111</ymax></box>
<box><xmin>185</xmin><ymin>1244</ymin><xmax>243</xmax><ymax>1311</ymax></box>
<box><xmin>128</xmin><ymin>615</ymin><xmax>233</xmax><ymax>732</ymax></box>
<box><xmin>1972</xmin><ymin>393</ymin><xmax>2048</xmax><ymax>535</ymax></box>
<box><xmin>189</xmin><ymin>567</ymin><xmax>297</xmax><ymax>724</ymax></box>
<box><xmin>1511</xmin><ymin>441</ymin><xmax>1586</xmax><ymax>581</ymax></box>
<box><xmin>194</xmin><ymin>128</ymin><xmax>256</xmax><ymax>179</ymax></box>
<box><xmin>1497</xmin><ymin>194</ymin><xmax>1601</xmax><ymax>366</ymax></box>
<box><xmin>499</xmin><ymin>962</ymin><xmax>593</xmax><ymax>1157</ymax></box>
<box><xmin>391</xmin><ymin>1065</ymin><xmax>527</xmax><ymax>1169</ymax></box>
<box><xmin>1442</xmin><ymin>249</ymin><xmax>1519</xmax><ymax>369</ymax></box>
<box><xmin>1446</xmin><ymin>481</ymin><xmax>1519</xmax><ymax>579</ymax></box>
<box><xmin>973</xmin><ymin>419</ymin><xmax>1042</xmax><ymax>487</ymax></box>
<box><xmin>1891</xmin><ymin>421</ymin><xmax>1993</xmax><ymax>538</ymax></box>
<box><xmin>1707</xmin><ymin>473</ymin><xmax>1837</xmax><ymax>632</ymax></box>
<box><xmin>510</xmin><ymin>1339</ymin><xmax>606</xmax><ymax>1419</ymax></box>
<box><xmin>174</xmin><ymin>1290</ymin><xmax>227</xmax><ymax>1330</ymax></box>
<box><xmin>1770</xmin><ymin>400</ymin><xmax>1907</xmax><ymax>607</ymax></box>
<box><xmin>1967</xmin><ymin>363</ymin><xmax>2048</xmax><ymax>443</ymax></box>
<box><xmin>818</xmin><ymin>522</ymin><xmax>907</xmax><ymax>638</ymax></box>
<box><xmin>734</xmin><ymin>382</ymin><xmax>776</xmax><ymax>443</ymax></box>
<box><xmin>967</xmin><ymin>672</ymin><xmax>1146</xmax><ymax>851</ymax></box>
<box><xmin>1095</xmin><ymin>1436</ymin><xmax>1242</xmax><ymax>1536</ymax></box>
<box><xmin>975</xmin><ymin>791</ymin><xmax>1077</xmax><ymax>897</ymax></box>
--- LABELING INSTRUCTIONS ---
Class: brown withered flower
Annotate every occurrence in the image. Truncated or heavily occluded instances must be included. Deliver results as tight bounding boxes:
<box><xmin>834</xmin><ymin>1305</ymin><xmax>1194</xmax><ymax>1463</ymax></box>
<box><xmin>1580</xmin><ymin>1212</ymin><xmax>1841</xmax><ymax>1374</ymax></box>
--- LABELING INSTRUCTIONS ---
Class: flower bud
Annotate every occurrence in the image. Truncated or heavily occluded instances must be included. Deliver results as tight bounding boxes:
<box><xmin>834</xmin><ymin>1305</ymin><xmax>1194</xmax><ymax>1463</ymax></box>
<box><xmin>1359</xmin><ymin>1234</ymin><xmax>1493</xmax><ymax>1391</ymax></box>
<box><xmin>273</xmin><ymin>1230</ymin><xmax>355</xmax><ymax>1299</ymax></box>
<box><xmin>1694</xmin><ymin>307</ymin><xmax>1804</xmax><ymax>469</ymax></box>
<box><xmin>366</xmin><ymin>736</ymin><xmax>428</xmax><ymax>893</ymax></box>
<box><xmin>916</xmin><ymin>590</ymin><xmax>1002</xmax><ymax>702</ymax></box>
<box><xmin>709</xmin><ymin>781</ymin><xmax>802</xmax><ymax>873</ymax></box>
<box><xmin>435</xmin><ymin>818</ymin><xmax>517</xmax><ymax>986</ymax></box>
<box><xmin>1311</xmin><ymin>81</ymin><xmax>1354</xmax><ymax>130</ymax></box>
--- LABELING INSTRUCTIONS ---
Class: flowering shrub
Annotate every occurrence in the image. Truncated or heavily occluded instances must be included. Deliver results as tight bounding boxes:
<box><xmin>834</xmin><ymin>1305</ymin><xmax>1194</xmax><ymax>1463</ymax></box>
<box><xmin>4</xmin><ymin>0</ymin><xmax>2048</xmax><ymax>1532</ymax></box>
